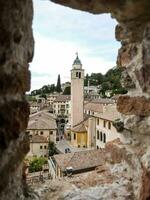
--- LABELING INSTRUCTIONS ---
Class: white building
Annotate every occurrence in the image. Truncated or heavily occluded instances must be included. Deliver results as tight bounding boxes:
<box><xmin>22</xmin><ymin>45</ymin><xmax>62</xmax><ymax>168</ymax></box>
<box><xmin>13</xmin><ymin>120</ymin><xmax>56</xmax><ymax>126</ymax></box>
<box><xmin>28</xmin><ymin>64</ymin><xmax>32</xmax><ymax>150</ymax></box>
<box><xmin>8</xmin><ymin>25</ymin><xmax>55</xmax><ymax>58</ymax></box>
<box><xmin>53</xmin><ymin>95</ymin><xmax>71</xmax><ymax>119</ymax></box>
<box><xmin>84</xmin><ymin>102</ymin><xmax>121</xmax><ymax>149</ymax></box>
<box><xmin>47</xmin><ymin>94</ymin><xmax>59</xmax><ymax>106</ymax></box>
<box><xmin>94</xmin><ymin>105</ymin><xmax>121</xmax><ymax>148</ymax></box>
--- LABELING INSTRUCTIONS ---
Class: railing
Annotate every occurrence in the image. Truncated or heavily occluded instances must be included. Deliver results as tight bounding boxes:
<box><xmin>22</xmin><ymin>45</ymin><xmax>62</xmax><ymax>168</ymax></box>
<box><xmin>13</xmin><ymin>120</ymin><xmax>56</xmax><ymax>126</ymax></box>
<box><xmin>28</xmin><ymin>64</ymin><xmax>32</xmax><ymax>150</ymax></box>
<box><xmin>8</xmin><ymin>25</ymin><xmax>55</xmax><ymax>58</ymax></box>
<box><xmin>26</xmin><ymin>171</ymin><xmax>50</xmax><ymax>185</ymax></box>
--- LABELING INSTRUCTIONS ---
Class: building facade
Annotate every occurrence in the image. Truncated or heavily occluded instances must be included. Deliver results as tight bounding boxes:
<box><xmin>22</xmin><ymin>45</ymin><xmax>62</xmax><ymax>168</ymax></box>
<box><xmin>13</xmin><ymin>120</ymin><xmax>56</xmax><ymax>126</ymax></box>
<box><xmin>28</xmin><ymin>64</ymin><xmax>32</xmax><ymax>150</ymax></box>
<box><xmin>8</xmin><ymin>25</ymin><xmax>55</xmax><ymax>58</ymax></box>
<box><xmin>26</xmin><ymin>111</ymin><xmax>57</xmax><ymax>158</ymax></box>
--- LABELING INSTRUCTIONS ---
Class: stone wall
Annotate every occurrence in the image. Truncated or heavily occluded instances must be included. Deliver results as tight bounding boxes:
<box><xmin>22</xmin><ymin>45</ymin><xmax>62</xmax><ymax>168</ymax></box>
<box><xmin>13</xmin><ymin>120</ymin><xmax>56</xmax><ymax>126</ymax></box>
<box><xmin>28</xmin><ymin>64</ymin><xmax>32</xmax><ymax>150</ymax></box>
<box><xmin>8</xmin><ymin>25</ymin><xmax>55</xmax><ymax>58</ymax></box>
<box><xmin>0</xmin><ymin>0</ymin><xmax>34</xmax><ymax>200</ymax></box>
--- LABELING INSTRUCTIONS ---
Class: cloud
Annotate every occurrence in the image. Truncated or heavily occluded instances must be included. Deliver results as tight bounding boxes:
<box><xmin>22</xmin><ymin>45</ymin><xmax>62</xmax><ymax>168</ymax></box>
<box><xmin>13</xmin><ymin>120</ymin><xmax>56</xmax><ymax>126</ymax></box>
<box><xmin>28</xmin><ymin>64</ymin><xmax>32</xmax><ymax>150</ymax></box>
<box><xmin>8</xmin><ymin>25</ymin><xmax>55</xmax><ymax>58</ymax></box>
<box><xmin>30</xmin><ymin>0</ymin><xmax>120</xmax><ymax>91</ymax></box>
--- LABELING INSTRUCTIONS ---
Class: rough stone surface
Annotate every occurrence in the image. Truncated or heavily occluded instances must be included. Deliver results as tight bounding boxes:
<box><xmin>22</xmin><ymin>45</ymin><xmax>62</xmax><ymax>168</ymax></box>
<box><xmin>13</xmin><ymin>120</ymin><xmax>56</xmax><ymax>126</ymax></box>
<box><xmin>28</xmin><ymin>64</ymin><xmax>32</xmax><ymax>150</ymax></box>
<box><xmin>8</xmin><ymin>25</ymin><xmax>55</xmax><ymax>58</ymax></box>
<box><xmin>0</xmin><ymin>0</ymin><xmax>34</xmax><ymax>199</ymax></box>
<box><xmin>117</xmin><ymin>96</ymin><xmax>150</xmax><ymax>116</ymax></box>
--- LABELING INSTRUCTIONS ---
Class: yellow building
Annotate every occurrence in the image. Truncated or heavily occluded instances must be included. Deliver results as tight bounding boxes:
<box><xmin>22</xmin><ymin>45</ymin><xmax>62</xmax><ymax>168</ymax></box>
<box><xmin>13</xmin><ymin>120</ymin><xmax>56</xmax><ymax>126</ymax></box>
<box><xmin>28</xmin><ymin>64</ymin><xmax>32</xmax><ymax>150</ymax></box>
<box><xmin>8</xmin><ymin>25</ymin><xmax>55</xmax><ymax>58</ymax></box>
<box><xmin>71</xmin><ymin>120</ymin><xmax>88</xmax><ymax>148</ymax></box>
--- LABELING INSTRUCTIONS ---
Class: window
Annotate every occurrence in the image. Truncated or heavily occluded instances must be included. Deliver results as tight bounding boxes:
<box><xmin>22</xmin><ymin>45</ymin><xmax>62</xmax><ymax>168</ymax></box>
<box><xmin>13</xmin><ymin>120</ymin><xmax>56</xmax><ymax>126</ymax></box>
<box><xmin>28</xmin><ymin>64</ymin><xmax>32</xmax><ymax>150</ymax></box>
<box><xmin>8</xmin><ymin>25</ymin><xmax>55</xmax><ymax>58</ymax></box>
<box><xmin>108</xmin><ymin>122</ymin><xmax>111</xmax><ymax>129</ymax></box>
<box><xmin>44</xmin><ymin>145</ymin><xmax>47</xmax><ymax>149</ymax></box>
<box><xmin>74</xmin><ymin>133</ymin><xmax>76</xmax><ymax>140</ymax></box>
<box><xmin>97</xmin><ymin>119</ymin><xmax>99</xmax><ymax>125</ymax></box>
<box><xmin>50</xmin><ymin>131</ymin><xmax>53</xmax><ymax>135</ymax></box>
<box><xmin>97</xmin><ymin>146</ymin><xmax>99</xmax><ymax>149</ymax></box>
<box><xmin>103</xmin><ymin>133</ymin><xmax>106</xmax><ymax>143</ymax></box>
<box><xmin>40</xmin><ymin>131</ymin><xmax>43</xmax><ymax>135</ymax></box>
<box><xmin>79</xmin><ymin>72</ymin><xmax>81</xmax><ymax>78</ymax></box>
<box><xmin>40</xmin><ymin>145</ymin><xmax>43</xmax><ymax>149</ymax></box>
<box><xmin>76</xmin><ymin>72</ymin><xmax>78</xmax><ymax>77</ymax></box>
<box><xmin>100</xmin><ymin>132</ymin><xmax>103</xmax><ymax>141</ymax></box>
<box><xmin>103</xmin><ymin>120</ymin><xmax>106</xmax><ymax>128</ymax></box>
<box><xmin>97</xmin><ymin>130</ymin><xmax>99</xmax><ymax>139</ymax></box>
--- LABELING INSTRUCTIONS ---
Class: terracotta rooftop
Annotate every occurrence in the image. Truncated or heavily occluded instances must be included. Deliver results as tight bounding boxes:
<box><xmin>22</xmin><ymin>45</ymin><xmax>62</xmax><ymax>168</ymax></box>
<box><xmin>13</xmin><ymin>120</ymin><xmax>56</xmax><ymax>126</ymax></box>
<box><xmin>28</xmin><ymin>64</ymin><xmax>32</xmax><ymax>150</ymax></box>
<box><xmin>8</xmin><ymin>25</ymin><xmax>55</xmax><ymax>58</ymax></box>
<box><xmin>91</xmin><ymin>98</ymin><xmax>115</xmax><ymax>104</ymax></box>
<box><xmin>53</xmin><ymin>149</ymin><xmax>105</xmax><ymax>171</ymax></box>
<box><xmin>84</xmin><ymin>102</ymin><xmax>103</xmax><ymax>113</ymax></box>
<box><xmin>97</xmin><ymin>104</ymin><xmax>121</xmax><ymax>121</ymax></box>
<box><xmin>27</xmin><ymin>111</ymin><xmax>57</xmax><ymax>130</ymax></box>
<box><xmin>30</xmin><ymin>135</ymin><xmax>48</xmax><ymax>143</ymax></box>
<box><xmin>71</xmin><ymin>118</ymin><xmax>89</xmax><ymax>132</ymax></box>
<box><xmin>54</xmin><ymin>95</ymin><xmax>70</xmax><ymax>102</ymax></box>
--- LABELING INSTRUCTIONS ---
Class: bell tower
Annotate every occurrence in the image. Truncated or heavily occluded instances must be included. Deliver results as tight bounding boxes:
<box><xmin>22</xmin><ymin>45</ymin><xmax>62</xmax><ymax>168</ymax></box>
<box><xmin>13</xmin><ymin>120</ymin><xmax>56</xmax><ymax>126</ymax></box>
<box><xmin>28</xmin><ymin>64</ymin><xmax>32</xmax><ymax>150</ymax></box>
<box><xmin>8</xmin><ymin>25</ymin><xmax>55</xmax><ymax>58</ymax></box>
<box><xmin>71</xmin><ymin>53</ymin><xmax>84</xmax><ymax>128</ymax></box>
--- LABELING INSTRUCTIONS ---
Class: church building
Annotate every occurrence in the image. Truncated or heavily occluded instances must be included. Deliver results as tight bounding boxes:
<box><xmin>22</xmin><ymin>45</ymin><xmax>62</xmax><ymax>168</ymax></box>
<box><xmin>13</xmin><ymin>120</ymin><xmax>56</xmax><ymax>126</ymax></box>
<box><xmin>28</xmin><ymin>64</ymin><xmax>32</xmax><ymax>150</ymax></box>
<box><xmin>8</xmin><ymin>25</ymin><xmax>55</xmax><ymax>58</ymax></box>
<box><xmin>70</xmin><ymin>54</ymin><xmax>88</xmax><ymax>148</ymax></box>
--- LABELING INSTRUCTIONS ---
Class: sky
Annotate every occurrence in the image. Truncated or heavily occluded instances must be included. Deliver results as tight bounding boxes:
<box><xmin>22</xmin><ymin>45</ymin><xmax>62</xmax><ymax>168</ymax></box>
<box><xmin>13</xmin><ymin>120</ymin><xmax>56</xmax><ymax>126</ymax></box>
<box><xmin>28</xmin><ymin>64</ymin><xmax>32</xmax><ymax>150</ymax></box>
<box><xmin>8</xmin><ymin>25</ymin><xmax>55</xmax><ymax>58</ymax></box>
<box><xmin>30</xmin><ymin>0</ymin><xmax>120</xmax><ymax>91</ymax></box>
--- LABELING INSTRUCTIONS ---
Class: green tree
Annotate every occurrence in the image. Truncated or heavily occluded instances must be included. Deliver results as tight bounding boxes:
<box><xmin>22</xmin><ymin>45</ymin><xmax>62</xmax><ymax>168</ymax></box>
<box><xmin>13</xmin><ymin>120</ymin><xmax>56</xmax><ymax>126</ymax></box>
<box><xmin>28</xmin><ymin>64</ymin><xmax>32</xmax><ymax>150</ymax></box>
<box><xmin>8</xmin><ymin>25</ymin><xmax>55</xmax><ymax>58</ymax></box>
<box><xmin>48</xmin><ymin>141</ymin><xmax>58</xmax><ymax>157</ymax></box>
<box><xmin>29</xmin><ymin>157</ymin><xmax>47</xmax><ymax>173</ymax></box>
<box><xmin>100</xmin><ymin>82</ymin><xmax>110</xmax><ymax>97</ymax></box>
<box><xmin>63</xmin><ymin>86</ymin><xmax>71</xmax><ymax>95</ymax></box>
<box><xmin>84</xmin><ymin>73</ymin><xmax>89</xmax><ymax>86</ymax></box>
<box><xmin>56</xmin><ymin>74</ymin><xmax>62</xmax><ymax>93</ymax></box>
<box><xmin>26</xmin><ymin>95</ymin><xmax>37</xmax><ymax>102</ymax></box>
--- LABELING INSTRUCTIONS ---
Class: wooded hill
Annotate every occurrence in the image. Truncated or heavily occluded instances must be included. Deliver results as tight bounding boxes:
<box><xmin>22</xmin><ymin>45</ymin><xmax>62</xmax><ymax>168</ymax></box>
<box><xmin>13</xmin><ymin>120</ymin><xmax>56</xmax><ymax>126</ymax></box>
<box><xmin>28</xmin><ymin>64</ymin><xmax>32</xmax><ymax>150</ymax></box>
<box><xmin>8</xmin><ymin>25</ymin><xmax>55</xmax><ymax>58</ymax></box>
<box><xmin>29</xmin><ymin>67</ymin><xmax>127</xmax><ymax>98</ymax></box>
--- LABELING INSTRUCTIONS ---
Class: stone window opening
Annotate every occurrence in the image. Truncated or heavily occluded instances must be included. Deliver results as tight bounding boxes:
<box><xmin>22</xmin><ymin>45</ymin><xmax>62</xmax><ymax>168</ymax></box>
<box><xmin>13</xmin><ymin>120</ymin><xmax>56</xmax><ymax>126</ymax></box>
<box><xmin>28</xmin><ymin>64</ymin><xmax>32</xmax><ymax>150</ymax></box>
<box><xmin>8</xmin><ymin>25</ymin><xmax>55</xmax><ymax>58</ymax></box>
<box><xmin>79</xmin><ymin>72</ymin><xmax>81</xmax><ymax>78</ymax></box>
<box><xmin>0</xmin><ymin>1</ymin><xmax>149</xmax><ymax>199</ymax></box>
<box><xmin>103</xmin><ymin>120</ymin><xmax>106</xmax><ymax>128</ymax></box>
<box><xmin>97</xmin><ymin>130</ymin><xmax>99</xmax><ymax>139</ymax></box>
<box><xmin>50</xmin><ymin>131</ymin><xmax>53</xmax><ymax>135</ymax></box>
<box><xmin>97</xmin><ymin>118</ymin><xmax>99</xmax><ymax>125</ymax></box>
<box><xmin>108</xmin><ymin>122</ymin><xmax>111</xmax><ymax>130</ymax></box>
<box><xmin>100</xmin><ymin>131</ymin><xmax>103</xmax><ymax>141</ymax></box>
<box><xmin>103</xmin><ymin>133</ymin><xmax>106</xmax><ymax>143</ymax></box>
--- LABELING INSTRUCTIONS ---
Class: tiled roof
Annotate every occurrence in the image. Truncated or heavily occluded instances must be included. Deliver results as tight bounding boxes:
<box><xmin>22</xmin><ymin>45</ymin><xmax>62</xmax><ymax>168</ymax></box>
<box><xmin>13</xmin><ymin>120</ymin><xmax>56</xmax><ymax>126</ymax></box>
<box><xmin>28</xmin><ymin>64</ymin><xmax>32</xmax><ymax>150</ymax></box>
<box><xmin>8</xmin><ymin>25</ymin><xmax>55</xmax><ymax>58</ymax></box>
<box><xmin>27</xmin><ymin>111</ymin><xmax>57</xmax><ymax>130</ymax></box>
<box><xmin>84</xmin><ymin>102</ymin><xmax>103</xmax><ymax>113</ymax></box>
<box><xmin>71</xmin><ymin>123</ymin><xmax>87</xmax><ymax>133</ymax></box>
<box><xmin>96</xmin><ymin>105</ymin><xmax>121</xmax><ymax>121</ymax></box>
<box><xmin>54</xmin><ymin>95</ymin><xmax>70</xmax><ymax>102</ymax></box>
<box><xmin>71</xmin><ymin>118</ymin><xmax>88</xmax><ymax>132</ymax></box>
<box><xmin>91</xmin><ymin>98</ymin><xmax>115</xmax><ymax>104</ymax></box>
<box><xmin>30</xmin><ymin>135</ymin><xmax>48</xmax><ymax>143</ymax></box>
<box><xmin>53</xmin><ymin>149</ymin><xmax>105</xmax><ymax>171</ymax></box>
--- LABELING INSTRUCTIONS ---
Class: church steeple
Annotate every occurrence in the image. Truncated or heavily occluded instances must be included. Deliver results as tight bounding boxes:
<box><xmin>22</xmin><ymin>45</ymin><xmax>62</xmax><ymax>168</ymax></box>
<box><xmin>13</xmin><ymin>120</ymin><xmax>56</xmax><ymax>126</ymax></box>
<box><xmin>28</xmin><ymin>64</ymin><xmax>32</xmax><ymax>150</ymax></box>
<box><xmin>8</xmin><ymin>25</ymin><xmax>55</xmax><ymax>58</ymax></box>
<box><xmin>72</xmin><ymin>52</ymin><xmax>82</xmax><ymax>68</ymax></box>
<box><xmin>71</xmin><ymin>53</ymin><xmax>84</xmax><ymax>128</ymax></box>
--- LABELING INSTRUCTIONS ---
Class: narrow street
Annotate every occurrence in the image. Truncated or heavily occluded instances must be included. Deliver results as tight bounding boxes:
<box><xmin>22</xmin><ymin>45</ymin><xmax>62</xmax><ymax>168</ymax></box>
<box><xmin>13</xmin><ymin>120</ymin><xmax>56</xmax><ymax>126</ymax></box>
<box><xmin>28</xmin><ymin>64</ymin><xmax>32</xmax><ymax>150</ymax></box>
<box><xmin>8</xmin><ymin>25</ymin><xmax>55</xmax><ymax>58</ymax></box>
<box><xmin>56</xmin><ymin>139</ymin><xmax>94</xmax><ymax>154</ymax></box>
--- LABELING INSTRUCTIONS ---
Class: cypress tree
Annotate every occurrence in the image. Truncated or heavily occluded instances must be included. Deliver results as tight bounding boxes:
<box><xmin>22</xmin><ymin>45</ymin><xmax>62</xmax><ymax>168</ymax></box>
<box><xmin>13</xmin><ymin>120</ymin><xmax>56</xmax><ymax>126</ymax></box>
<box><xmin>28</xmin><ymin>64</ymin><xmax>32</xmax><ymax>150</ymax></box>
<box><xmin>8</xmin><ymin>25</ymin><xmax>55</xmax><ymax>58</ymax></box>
<box><xmin>56</xmin><ymin>74</ymin><xmax>62</xmax><ymax>93</ymax></box>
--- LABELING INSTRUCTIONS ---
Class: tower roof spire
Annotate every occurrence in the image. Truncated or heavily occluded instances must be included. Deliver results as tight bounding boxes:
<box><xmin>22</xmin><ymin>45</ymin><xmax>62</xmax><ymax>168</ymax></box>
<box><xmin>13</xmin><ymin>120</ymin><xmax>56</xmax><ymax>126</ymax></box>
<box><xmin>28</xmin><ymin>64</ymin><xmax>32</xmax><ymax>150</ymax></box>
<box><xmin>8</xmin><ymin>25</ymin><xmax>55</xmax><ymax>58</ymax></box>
<box><xmin>73</xmin><ymin>52</ymin><xmax>82</xmax><ymax>66</ymax></box>
<box><xmin>76</xmin><ymin>52</ymin><xmax>79</xmax><ymax>59</ymax></box>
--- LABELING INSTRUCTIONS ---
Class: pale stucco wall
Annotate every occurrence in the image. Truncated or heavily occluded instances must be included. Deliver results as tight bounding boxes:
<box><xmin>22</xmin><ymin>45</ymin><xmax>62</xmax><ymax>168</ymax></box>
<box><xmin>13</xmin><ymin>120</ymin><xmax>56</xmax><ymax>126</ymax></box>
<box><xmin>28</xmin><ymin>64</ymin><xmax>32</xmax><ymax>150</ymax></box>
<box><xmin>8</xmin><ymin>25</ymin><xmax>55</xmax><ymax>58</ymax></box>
<box><xmin>27</xmin><ymin>142</ymin><xmax>48</xmax><ymax>157</ymax></box>
<box><xmin>71</xmin><ymin>69</ymin><xmax>84</xmax><ymax>128</ymax></box>
<box><xmin>27</xmin><ymin>129</ymin><xmax>57</xmax><ymax>143</ymax></box>
<box><xmin>95</xmin><ymin>118</ymin><xmax>119</xmax><ymax>148</ymax></box>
